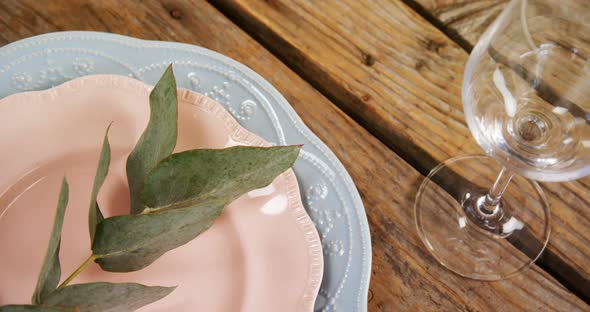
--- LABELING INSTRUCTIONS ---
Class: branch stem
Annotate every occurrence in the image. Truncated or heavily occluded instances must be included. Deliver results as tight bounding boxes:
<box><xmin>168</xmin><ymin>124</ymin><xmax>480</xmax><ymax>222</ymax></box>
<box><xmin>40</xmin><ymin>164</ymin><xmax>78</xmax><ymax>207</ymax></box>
<box><xmin>57</xmin><ymin>254</ymin><xmax>97</xmax><ymax>289</ymax></box>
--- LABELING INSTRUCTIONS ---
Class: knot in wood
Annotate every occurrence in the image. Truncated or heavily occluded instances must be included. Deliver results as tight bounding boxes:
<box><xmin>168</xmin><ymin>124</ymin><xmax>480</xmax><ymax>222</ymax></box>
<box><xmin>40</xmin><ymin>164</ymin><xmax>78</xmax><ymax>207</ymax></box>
<box><xmin>170</xmin><ymin>9</ymin><xmax>183</xmax><ymax>19</ymax></box>
<box><xmin>363</xmin><ymin>53</ymin><xmax>376</xmax><ymax>66</ymax></box>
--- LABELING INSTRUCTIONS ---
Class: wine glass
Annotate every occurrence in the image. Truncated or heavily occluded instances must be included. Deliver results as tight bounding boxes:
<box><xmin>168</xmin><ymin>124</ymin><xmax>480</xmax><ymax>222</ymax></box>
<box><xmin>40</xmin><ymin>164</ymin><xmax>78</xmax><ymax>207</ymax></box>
<box><xmin>415</xmin><ymin>0</ymin><xmax>590</xmax><ymax>280</ymax></box>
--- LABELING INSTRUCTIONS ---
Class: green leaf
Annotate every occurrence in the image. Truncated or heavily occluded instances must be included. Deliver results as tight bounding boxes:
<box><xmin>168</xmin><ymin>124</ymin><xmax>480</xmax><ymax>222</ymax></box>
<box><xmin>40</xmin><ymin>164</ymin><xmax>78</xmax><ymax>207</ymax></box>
<box><xmin>91</xmin><ymin>146</ymin><xmax>299</xmax><ymax>272</ymax></box>
<box><xmin>42</xmin><ymin>282</ymin><xmax>174</xmax><ymax>312</ymax></box>
<box><xmin>140</xmin><ymin>145</ymin><xmax>301</xmax><ymax>211</ymax></box>
<box><xmin>89</xmin><ymin>125</ymin><xmax>111</xmax><ymax>244</ymax></box>
<box><xmin>127</xmin><ymin>64</ymin><xmax>177</xmax><ymax>214</ymax></box>
<box><xmin>92</xmin><ymin>200</ymin><xmax>225</xmax><ymax>272</ymax></box>
<box><xmin>32</xmin><ymin>178</ymin><xmax>69</xmax><ymax>304</ymax></box>
<box><xmin>0</xmin><ymin>305</ymin><xmax>76</xmax><ymax>312</ymax></box>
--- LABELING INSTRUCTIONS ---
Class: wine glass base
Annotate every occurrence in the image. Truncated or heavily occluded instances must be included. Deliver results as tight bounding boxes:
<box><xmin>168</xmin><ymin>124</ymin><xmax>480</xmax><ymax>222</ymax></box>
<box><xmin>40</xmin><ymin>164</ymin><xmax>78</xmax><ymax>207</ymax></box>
<box><xmin>414</xmin><ymin>155</ymin><xmax>551</xmax><ymax>280</ymax></box>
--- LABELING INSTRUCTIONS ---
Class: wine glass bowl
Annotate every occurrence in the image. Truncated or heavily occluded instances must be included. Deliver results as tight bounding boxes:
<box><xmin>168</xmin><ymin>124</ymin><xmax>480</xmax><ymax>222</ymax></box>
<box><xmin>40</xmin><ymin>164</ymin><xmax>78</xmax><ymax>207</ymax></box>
<box><xmin>415</xmin><ymin>0</ymin><xmax>589</xmax><ymax>280</ymax></box>
<box><xmin>463</xmin><ymin>0</ymin><xmax>590</xmax><ymax>181</ymax></box>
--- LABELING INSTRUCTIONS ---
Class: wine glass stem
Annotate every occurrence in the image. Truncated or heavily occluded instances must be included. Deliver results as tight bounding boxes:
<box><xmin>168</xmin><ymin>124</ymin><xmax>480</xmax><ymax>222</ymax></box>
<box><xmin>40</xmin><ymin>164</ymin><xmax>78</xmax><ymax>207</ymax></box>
<box><xmin>481</xmin><ymin>167</ymin><xmax>513</xmax><ymax>215</ymax></box>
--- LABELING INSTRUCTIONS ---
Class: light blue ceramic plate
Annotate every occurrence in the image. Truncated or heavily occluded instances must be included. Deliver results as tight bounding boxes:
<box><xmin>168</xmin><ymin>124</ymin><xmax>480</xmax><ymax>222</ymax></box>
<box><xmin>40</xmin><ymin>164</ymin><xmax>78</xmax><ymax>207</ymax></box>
<box><xmin>0</xmin><ymin>32</ymin><xmax>371</xmax><ymax>312</ymax></box>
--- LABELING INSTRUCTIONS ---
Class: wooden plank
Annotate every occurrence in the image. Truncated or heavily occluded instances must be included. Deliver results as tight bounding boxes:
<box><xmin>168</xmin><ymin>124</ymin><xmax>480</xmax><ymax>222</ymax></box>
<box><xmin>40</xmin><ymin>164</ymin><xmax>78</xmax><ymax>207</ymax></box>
<box><xmin>209</xmin><ymin>0</ymin><xmax>590</xmax><ymax>303</ymax></box>
<box><xmin>410</xmin><ymin>0</ymin><xmax>508</xmax><ymax>49</ymax></box>
<box><xmin>0</xmin><ymin>0</ymin><xmax>587</xmax><ymax>310</ymax></box>
<box><xmin>412</xmin><ymin>0</ymin><xmax>590</xmax><ymax>51</ymax></box>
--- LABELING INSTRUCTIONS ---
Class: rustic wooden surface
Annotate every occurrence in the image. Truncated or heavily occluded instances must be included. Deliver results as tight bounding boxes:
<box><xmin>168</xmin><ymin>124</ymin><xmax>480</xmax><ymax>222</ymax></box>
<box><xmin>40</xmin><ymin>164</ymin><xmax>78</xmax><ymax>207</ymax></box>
<box><xmin>0</xmin><ymin>0</ymin><xmax>588</xmax><ymax>311</ymax></box>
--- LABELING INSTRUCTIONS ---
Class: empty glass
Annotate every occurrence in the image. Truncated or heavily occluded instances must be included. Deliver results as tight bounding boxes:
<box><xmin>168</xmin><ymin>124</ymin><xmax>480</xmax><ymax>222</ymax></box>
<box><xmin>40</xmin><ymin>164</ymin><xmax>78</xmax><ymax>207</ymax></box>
<box><xmin>415</xmin><ymin>0</ymin><xmax>590</xmax><ymax>280</ymax></box>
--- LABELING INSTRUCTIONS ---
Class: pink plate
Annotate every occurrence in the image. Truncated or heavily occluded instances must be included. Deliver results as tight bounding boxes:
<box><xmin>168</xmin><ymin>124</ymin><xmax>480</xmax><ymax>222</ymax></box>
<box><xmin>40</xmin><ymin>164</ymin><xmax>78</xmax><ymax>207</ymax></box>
<box><xmin>0</xmin><ymin>75</ymin><xmax>323</xmax><ymax>311</ymax></box>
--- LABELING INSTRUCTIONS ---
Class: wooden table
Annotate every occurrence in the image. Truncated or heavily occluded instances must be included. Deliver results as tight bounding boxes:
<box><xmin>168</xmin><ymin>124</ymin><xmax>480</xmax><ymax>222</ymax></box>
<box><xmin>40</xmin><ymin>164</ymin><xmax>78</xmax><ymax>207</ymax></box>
<box><xmin>1</xmin><ymin>0</ymin><xmax>588</xmax><ymax>310</ymax></box>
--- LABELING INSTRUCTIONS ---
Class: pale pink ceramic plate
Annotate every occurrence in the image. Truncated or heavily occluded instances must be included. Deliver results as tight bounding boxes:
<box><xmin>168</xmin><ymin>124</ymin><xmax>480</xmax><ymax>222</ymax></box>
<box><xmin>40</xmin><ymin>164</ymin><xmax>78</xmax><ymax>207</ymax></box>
<box><xmin>0</xmin><ymin>75</ymin><xmax>323</xmax><ymax>311</ymax></box>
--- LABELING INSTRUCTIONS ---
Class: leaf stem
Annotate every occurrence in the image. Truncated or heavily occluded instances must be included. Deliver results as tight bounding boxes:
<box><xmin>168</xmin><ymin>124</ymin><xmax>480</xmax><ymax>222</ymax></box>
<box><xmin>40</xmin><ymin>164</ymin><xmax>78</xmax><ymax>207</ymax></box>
<box><xmin>57</xmin><ymin>254</ymin><xmax>97</xmax><ymax>289</ymax></box>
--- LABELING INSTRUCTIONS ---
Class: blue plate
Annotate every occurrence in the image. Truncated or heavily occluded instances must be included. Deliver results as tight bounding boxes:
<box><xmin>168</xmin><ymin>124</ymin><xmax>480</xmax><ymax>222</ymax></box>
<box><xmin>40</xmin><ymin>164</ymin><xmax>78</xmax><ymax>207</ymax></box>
<box><xmin>0</xmin><ymin>31</ymin><xmax>371</xmax><ymax>312</ymax></box>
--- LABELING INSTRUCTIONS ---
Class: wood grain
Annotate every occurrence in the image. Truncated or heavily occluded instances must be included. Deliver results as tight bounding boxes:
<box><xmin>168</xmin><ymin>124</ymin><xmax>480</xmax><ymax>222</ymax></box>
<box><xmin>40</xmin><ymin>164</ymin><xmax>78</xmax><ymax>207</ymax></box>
<box><xmin>0</xmin><ymin>0</ymin><xmax>587</xmax><ymax>310</ymax></box>
<box><xmin>209</xmin><ymin>0</ymin><xmax>590</xmax><ymax>303</ymax></box>
<box><xmin>410</xmin><ymin>0</ymin><xmax>508</xmax><ymax>49</ymax></box>
<box><xmin>411</xmin><ymin>0</ymin><xmax>590</xmax><ymax>52</ymax></box>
